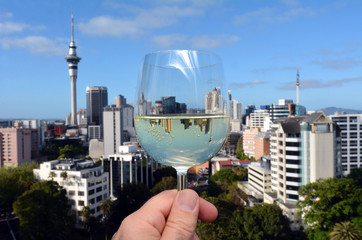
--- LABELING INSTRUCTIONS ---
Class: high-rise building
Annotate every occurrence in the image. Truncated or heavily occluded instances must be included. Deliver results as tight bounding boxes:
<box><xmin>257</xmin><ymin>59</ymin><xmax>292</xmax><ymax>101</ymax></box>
<box><xmin>269</xmin><ymin>99</ymin><xmax>306</xmax><ymax>120</ymax></box>
<box><xmin>86</xmin><ymin>86</ymin><xmax>108</xmax><ymax>140</ymax></box>
<box><xmin>103</xmin><ymin>105</ymin><xmax>123</xmax><ymax>157</ymax></box>
<box><xmin>205</xmin><ymin>87</ymin><xmax>223</xmax><ymax>114</ymax></box>
<box><xmin>264</xmin><ymin>112</ymin><xmax>340</xmax><ymax>230</ymax></box>
<box><xmin>65</xmin><ymin>12</ymin><xmax>81</xmax><ymax>126</ymax></box>
<box><xmin>86</xmin><ymin>86</ymin><xmax>108</xmax><ymax>126</ymax></box>
<box><xmin>248</xmin><ymin>109</ymin><xmax>270</xmax><ymax>129</ymax></box>
<box><xmin>230</xmin><ymin>100</ymin><xmax>242</xmax><ymax>120</ymax></box>
<box><xmin>329</xmin><ymin>113</ymin><xmax>362</xmax><ymax>175</ymax></box>
<box><xmin>0</xmin><ymin>128</ymin><xmax>32</xmax><ymax>168</ymax></box>
<box><xmin>245</xmin><ymin>105</ymin><xmax>256</xmax><ymax>116</ymax></box>
<box><xmin>269</xmin><ymin>112</ymin><xmax>339</xmax><ymax>203</ymax></box>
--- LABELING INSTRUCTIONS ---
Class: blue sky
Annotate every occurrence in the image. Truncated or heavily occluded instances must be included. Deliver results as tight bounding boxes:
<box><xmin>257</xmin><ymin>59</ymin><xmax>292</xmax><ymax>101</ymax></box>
<box><xmin>1</xmin><ymin>0</ymin><xmax>361</xmax><ymax>119</ymax></box>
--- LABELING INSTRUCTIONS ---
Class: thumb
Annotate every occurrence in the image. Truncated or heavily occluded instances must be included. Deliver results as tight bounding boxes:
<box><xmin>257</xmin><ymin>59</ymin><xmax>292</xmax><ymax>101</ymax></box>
<box><xmin>161</xmin><ymin>189</ymin><xmax>200</xmax><ymax>240</ymax></box>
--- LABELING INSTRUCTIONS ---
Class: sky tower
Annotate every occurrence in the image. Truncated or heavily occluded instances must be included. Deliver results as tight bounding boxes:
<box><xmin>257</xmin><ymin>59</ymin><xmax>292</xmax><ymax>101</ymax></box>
<box><xmin>66</xmin><ymin>12</ymin><xmax>81</xmax><ymax>126</ymax></box>
<box><xmin>296</xmin><ymin>68</ymin><xmax>300</xmax><ymax>105</ymax></box>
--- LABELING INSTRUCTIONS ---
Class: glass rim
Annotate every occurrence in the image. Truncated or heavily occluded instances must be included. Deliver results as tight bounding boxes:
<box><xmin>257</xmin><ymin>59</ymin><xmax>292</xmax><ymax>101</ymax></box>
<box><xmin>142</xmin><ymin>49</ymin><xmax>222</xmax><ymax>69</ymax></box>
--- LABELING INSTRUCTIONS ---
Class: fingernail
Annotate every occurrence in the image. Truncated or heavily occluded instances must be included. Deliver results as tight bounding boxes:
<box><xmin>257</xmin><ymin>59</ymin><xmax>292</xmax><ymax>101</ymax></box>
<box><xmin>176</xmin><ymin>190</ymin><xmax>198</xmax><ymax>212</ymax></box>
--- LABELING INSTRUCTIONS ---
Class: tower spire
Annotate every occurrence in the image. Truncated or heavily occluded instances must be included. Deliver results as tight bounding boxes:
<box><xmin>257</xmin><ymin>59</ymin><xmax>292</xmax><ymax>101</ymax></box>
<box><xmin>296</xmin><ymin>68</ymin><xmax>300</xmax><ymax>105</ymax></box>
<box><xmin>66</xmin><ymin>11</ymin><xmax>81</xmax><ymax>126</ymax></box>
<box><xmin>71</xmin><ymin>10</ymin><xmax>74</xmax><ymax>43</ymax></box>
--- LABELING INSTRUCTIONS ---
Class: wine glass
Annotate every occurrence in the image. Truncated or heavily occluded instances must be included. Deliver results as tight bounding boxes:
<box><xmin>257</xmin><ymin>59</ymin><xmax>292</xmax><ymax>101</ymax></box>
<box><xmin>134</xmin><ymin>50</ymin><xmax>229</xmax><ymax>190</ymax></box>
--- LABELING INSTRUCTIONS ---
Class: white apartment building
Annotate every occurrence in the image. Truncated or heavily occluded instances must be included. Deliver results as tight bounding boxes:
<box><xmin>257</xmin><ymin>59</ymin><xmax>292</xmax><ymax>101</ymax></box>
<box><xmin>230</xmin><ymin>100</ymin><xmax>242</xmax><ymax>120</ymax></box>
<box><xmin>248</xmin><ymin>109</ymin><xmax>269</xmax><ymax>129</ymax></box>
<box><xmin>269</xmin><ymin>112</ymin><xmax>339</xmax><ymax>203</ymax></box>
<box><xmin>266</xmin><ymin>112</ymin><xmax>339</xmax><ymax>230</ymax></box>
<box><xmin>33</xmin><ymin>159</ymin><xmax>109</xmax><ymax>221</ymax></box>
<box><xmin>329</xmin><ymin>113</ymin><xmax>362</xmax><ymax>175</ymax></box>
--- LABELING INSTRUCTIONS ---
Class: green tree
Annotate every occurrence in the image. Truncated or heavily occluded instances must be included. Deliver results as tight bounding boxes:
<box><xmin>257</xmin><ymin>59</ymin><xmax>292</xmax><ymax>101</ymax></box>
<box><xmin>13</xmin><ymin>181</ymin><xmax>73</xmax><ymax>239</ymax></box>
<box><xmin>60</xmin><ymin>171</ymin><xmax>68</xmax><ymax>181</ymax></box>
<box><xmin>0</xmin><ymin>162</ymin><xmax>37</xmax><ymax>215</ymax></box>
<box><xmin>100</xmin><ymin>198</ymin><xmax>113</xmax><ymax>218</ymax></box>
<box><xmin>236</xmin><ymin>150</ymin><xmax>248</xmax><ymax>160</ymax></box>
<box><xmin>297</xmin><ymin>178</ymin><xmax>362</xmax><ymax>239</ymax></box>
<box><xmin>153</xmin><ymin>166</ymin><xmax>177</xmax><ymax>185</ymax></box>
<box><xmin>348</xmin><ymin>168</ymin><xmax>362</xmax><ymax>187</ymax></box>
<box><xmin>150</xmin><ymin>176</ymin><xmax>176</xmax><ymax>195</ymax></box>
<box><xmin>48</xmin><ymin>171</ymin><xmax>56</xmax><ymax>180</ymax></box>
<box><xmin>226</xmin><ymin>182</ymin><xmax>248</xmax><ymax>207</ymax></box>
<box><xmin>236</xmin><ymin>136</ymin><xmax>243</xmax><ymax>152</ymax></box>
<box><xmin>329</xmin><ymin>221</ymin><xmax>361</xmax><ymax>240</ymax></box>
<box><xmin>58</xmin><ymin>144</ymin><xmax>84</xmax><ymax>159</ymax></box>
<box><xmin>210</xmin><ymin>168</ymin><xmax>243</xmax><ymax>187</ymax></box>
<box><xmin>235</xmin><ymin>203</ymin><xmax>292</xmax><ymax>240</ymax></box>
<box><xmin>106</xmin><ymin>183</ymin><xmax>151</xmax><ymax>234</ymax></box>
<box><xmin>196</xmin><ymin>195</ymin><xmax>240</xmax><ymax>240</ymax></box>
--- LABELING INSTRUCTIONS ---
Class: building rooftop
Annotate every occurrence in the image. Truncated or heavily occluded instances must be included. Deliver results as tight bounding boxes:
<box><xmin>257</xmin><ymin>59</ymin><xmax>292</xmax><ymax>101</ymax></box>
<box><xmin>50</xmin><ymin>159</ymin><xmax>100</xmax><ymax>171</ymax></box>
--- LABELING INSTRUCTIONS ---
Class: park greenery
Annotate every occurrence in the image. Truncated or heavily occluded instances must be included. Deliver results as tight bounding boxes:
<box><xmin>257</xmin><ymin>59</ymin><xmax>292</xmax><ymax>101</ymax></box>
<box><xmin>1</xmin><ymin>159</ymin><xmax>361</xmax><ymax>239</ymax></box>
<box><xmin>297</xmin><ymin>169</ymin><xmax>362</xmax><ymax>240</ymax></box>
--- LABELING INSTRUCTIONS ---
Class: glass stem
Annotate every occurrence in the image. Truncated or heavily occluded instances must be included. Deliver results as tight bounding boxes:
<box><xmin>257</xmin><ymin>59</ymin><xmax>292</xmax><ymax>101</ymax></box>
<box><xmin>177</xmin><ymin>171</ymin><xmax>187</xmax><ymax>191</ymax></box>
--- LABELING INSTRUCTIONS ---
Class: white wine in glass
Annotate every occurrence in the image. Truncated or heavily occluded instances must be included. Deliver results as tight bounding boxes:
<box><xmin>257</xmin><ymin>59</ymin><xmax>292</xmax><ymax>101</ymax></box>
<box><xmin>135</xmin><ymin>50</ymin><xmax>229</xmax><ymax>190</ymax></box>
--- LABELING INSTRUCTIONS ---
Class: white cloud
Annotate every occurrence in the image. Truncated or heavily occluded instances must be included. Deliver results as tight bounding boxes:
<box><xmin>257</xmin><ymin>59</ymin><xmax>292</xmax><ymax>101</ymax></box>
<box><xmin>78</xmin><ymin>16</ymin><xmax>144</xmax><ymax>38</ymax></box>
<box><xmin>311</xmin><ymin>58</ymin><xmax>362</xmax><ymax>69</ymax></box>
<box><xmin>78</xmin><ymin>5</ymin><xmax>203</xmax><ymax>38</ymax></box>
<box><xmin>279</xmin><ymin>77</ymin><xmax>362</xmax><ymax>90</ymax></box>
<box><xmin>190</xmin><ymin>35</ymin><xmax>240</xmax><ymax>48</ymax></box>
<box><xmin>151</xmin><ymin>34</ymin><xmax>187</xmax><ymax>48</ymax></box>
<box><xmin>0</xmin><ymin>21</ymin><xmax>29</xmax><ymax>34</ymax></box>
<box><xmin>233</xmin><ymin>6</ymin><xmax>315</xmax><ymax>25</ymax></box>
<box><xmin>0</xmin><ymin>11</ymin><xmax>13</xmax><ymax>18</ymax></box>
<box><xmin>0</xmin><ymin>36</ymin><xmax>67</xmax><ymax>55</ymax></box>
<box><xmin>151</xmin><ymin>34</ymin><xmax>240</xmax><ymax>48</ymax></box>
<box><xmin>229</xmin><ymin>80</ymin><xmax>268</xmax><ymax>89</ymax></box>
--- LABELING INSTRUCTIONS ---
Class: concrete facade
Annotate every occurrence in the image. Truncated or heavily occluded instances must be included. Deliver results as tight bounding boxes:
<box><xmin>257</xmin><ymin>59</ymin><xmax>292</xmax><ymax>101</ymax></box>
<box><xmin>0</xmin><ymin>128</ymin><xmax>32</xmax><ymax>168</ymax></box>
<box><xmin>33</xmin><ymin>159</ymin><xmax>109</xmax><ymax>221</ymax></box>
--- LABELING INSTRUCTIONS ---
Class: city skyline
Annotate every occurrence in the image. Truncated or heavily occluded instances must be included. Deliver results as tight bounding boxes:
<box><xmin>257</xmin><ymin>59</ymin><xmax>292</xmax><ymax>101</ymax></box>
<box><xmin>1</xmin><ymin>0</ymin><xmax>362</xmax><ymax>119</ymax></box>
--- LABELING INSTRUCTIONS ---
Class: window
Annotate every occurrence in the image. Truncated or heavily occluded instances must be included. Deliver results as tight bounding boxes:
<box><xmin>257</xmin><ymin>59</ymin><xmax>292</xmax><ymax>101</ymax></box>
<box><xmin>279</xmin><ymin>158</ymin><xmax>283</xmax><ymax>163</ymax></box>
<box><xmin>279</xmin><ymin>149</ymin><xmax>283</xmax><ymax>154</ymax></box>
<box><xmin>286</xmin><ymin>168</ymin><xmax>300</xmax><ymax>174</ymax></box>
<box><xmin>279</xmin><ymin>141</ymin><xmax>283</xmax><ymax>146</ymax></box>
<box><xmin>68</xmin><ymin>190</ymin><xmax>75</xmax><ymax>196</ymax></box>
<box><xmin>279</xmin><ymin>182</ymin><xmax>284</xmax><ymax>188</ymax></box>
<box><xmin>78</xmin><ymin>200</ymin><xmax>84</xmax><ymax>206</ymax></box>
<box><xmin>89</xmin><ymin>198</ymin><xmax>95</xmax><ymax>205</ymax></box>
<box><xmin>279</xmin><ymin>166</ymin><xmax>283</xmax><ymax>171</ymax></box>
<box><xmin>96</xmin><ymin>195</ymin><xmax>102</xmax><ymax>202</ymax></box>
<box><xmin>88</xmin><ymin>189</ymin><xmax>95</xmax><ymax>195</ymax></box>
<box><xmin>96</xmin><ymin>186</ymin><xmax>102</xmax><ymax>193</ymax></box>
<box><xmin>78</xmin><ymin>191</ymin><xmax>84</xmax><ymax>196</ymax></box>
<box><xmin>287</xmin><ymin>194</ymin><xmax>299</xmax><ymax>200</ymax></box>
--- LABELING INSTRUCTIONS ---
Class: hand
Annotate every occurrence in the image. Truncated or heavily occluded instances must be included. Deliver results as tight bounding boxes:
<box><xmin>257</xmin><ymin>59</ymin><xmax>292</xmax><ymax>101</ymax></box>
<box><xmin>112</xmin><ymin>189</ymin><xmax>218</xmax><ymax>240</ymax></box>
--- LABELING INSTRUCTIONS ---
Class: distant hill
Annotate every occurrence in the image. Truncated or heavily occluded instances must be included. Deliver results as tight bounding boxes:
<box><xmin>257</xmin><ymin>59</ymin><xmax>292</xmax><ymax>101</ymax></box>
<box><xmin>318</xmin><ymin>107</ymin><xmax>362</xmax><ymax>115</ymax></box>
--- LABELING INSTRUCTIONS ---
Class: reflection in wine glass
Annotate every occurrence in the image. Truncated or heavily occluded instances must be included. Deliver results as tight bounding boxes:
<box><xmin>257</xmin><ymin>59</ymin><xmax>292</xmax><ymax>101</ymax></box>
<box><xmin>135</xmin><ymin>50</ymin><xmax>229</xmax><ymax>190</ymax></box>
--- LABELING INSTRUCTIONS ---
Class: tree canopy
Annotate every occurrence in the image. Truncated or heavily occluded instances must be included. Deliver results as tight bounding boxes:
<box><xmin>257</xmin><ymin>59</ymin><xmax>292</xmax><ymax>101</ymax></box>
<box><xmin>150</xmin><ymin>176</ymin><xmax>176</xmax><ymax>195</ymax></box>
<box><xmin>0</xmin><ymin>162</ymin><xmax>37</xmax><ymax>215</ymax></box>
<box><xmin>235</xmin><ymin>203</ymin><xmax>292</xmax><ymax>240</ymax></box>
<box><xmin>297</xmin><ymin>178</ymin><xmax>362</xmax><ymax>239</ymax></box>
<box><xmin>13</xmin><ymin>180</ymin><xmax>73</xmax><ymax>239</ymax></box>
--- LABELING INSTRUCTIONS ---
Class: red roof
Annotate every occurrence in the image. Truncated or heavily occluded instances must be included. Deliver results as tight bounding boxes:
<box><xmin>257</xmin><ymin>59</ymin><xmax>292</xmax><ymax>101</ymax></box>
<box><xmin>219</xmin><ymin>159</ymin><xmax>250</xmax><ymax>166</ymax></box>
